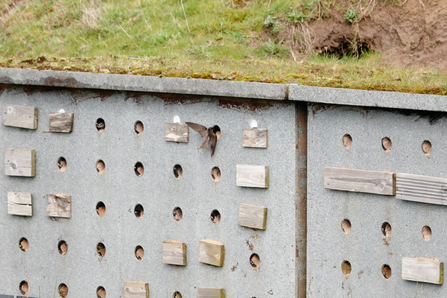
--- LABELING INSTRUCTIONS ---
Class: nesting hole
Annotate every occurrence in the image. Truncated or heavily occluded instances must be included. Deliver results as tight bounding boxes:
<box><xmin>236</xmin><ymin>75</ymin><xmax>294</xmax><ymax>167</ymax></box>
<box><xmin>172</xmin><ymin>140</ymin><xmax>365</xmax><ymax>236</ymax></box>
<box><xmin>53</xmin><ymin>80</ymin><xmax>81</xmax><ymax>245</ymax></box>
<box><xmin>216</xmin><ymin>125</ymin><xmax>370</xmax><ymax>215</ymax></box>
<box><xmin>19</xmin><ymin>237</ymin><xmax>29</xmax><ymax>252</ymax></box>
<box><xmin>57</xmin><ymin>157</ymin><xmax>67</xmax><ymax>172</ymax></box>
<box><xmin>19</xmin><ymin>280</ymin><xmax>29</xmax><ymax>295</ymax></box>
<box><xmin>211</xmin><ymin>167</ymin><xmax>221</xmax><ymax>182</ymax></box>
<box><xmin>96</xmin><ymin>201</ymin><xmax>106</xmax><ymax>217</ymax></box>
<box><xmin>343</xmin><ymin>134</ymin><xmax>352</xmax><ymax>149</ymax></box>
<box><xmin>58</xmin><ymin>240</ymin><xmax>68</xmax><ymax>255</ymax></box>
<box><xmin>422</xmin><ymin>140</ymin><xmax>432</xmax><ymax>156</ymax></box>
<box><xmin>135</xmin><ymin>245</ymin><xmax>144</xmax><ymax>260</ymax></box>
<box><xmin>96</xmin><ymin>160</ymin><xmax>105</xmax><ymax>174</ymax></box>
<box><xmin>134</xmin><ymin>162</ymin><xmax>144</xmax><ymax>177</ymax></box>
<box><xmin>382</xmin><ymin>137</ymin><xmax>392</xmax><ymax>152</ymax></box>
<box><xmin>210</xmin><ymin>209</ymin><xmax>221</xmax><ymax>224</ymax></box>
<box><xmin>59</xmin><ymin>283</ymin><xmax>68</xmax><ymax>298</ymax></box>
<box><xmin>173</xmin><ymin>291</ymin><xmax>182</xmax><ymax>298</ymax></box>
<box><xmin>422</xmin><ymin>225</ymin><xmax>432</xmax><ymax>241</ymax></box>
<box><xmin>342</xmin><ymin>260</ymin><xmax>352</xmax><ymax>275</ymax></box>
<box><xmin>97</xmin><ymin>286</ymin><xmax>106</xmax><ymax>298</ymax></box>
<box><xmin>341</xmin><ymin>219</ymin><xmax>351</xmax><ymax>234</ymax></box>
<box><xmin>134</xmin><ymin>204</ymin><xmax>144</xmax><ymax>218</ymax></box>
<box><xmin>134</xmin><ymin>121</ymin><xmax>144</xmax><ymax>135</ymax></box>
<box><xmin>96</xmin><ymin>118</ymin><xmax>105</xmax><ymax>132</ymax></box>
<box><xmin>381</xmin><ymin>222</ymin><xmax>392</xmax><ymax>237</ymax></box>
<box><xmin>173</xmin><ymin>164</ymin><xmax>183</xmax><ymax>179</ymax></box>
<box><xmin>96</xmin><ymin>242</ymin><xmax>106</xmax><ymax>257</ymax></box>
<box><xmin>173</xmin><ymin>207</ymin><xmax>183</xmax><ymax>221</ymax></box>
<box><xmin>382</xmin><ymin>264</ymin><xmax>392</xmax><ymax>279</ymax></box>
<box><xmin>250</xmin><ymin>253</ymin><xmax>260</xmax><ymax>270</ymax></box>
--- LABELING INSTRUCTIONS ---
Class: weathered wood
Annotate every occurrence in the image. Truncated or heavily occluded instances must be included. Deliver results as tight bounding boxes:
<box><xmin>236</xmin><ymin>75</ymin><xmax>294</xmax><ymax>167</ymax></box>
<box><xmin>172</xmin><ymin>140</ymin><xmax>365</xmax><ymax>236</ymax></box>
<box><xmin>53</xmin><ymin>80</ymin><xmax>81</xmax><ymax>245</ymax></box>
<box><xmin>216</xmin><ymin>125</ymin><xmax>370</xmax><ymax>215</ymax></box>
<box><xmin>243</xmin><ymin>128</ymin><xmax>268</xmax><ymax>148</ymax></box>
<box><xmin>199</xmin><ymin>240</ymin><xmax>225</xmax><ymax>267</ymax></box>
<box><xmin>2</xmin><ymin>104</ymin><xmax>38</xmax><ymax>129</ymax></box>
<box><xmin>236</xmin><ymin>164</ymin><xmax>269</xmax><ymax>188</ymax></box>
<box><xmin>5</xmin><ymin>149</ymin><xmax>36</xmax><ymax>177</ymax></box>
<box><xmin>165</xmin><ymin>122</ymin><xmax>189</xmax><ymax>142</ymax></box>
<box><xmin>49</xmin><ymin>112</ymin><xmax>74</xmax><ymax>133</ymax></box>
<box><xmin>8</xmin><ymin>192</ymin><xmax>32</xmax><ymax>216</ymax></box>
<box><xmin>124</xmin><ymin>281</ymin><xmax>149</xmax><ymax>298</ymax></box>
<box><xmin>324</xmin><ymin>167</ymin><xmax>395</xmax><ymax>195</ymax></box>
<box><xmin>238</xmin><ymin>204</ymin><xmax>267</xmax><ymax>230</ymax></box>
<box><xmin>163</xmin><ymin>240</ymin><xmax>187</xmax><ymax>266</ymax></box>
<box><xmin>396</xmin><ymin>173</ymin><xmax>447</xmax><ymax>205</ymax></box>
<box><xmin>46</xmin><ymin>194</ymin><xmax>71</xmax><ymax>218</ymax></box>
<box><xmin>402</xmin><ymin>257</ymin><xmax>443</xmax><ymax>284</ymax></box>
<box><xmin>197</xmin><ymin>287</ymin><xmax>225</xmax><ymax>298</ymax></box>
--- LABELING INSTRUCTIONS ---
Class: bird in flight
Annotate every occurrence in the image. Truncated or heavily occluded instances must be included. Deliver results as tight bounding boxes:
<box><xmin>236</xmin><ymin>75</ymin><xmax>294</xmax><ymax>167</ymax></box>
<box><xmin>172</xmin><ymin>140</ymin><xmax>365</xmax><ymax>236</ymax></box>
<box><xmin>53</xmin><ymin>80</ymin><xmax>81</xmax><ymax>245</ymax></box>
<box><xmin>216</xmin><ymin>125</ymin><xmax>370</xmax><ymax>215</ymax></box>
<box><xmin>185</xmin><ymin>122</ymin><xmax>221</xmax><ymax>157</ymax></box>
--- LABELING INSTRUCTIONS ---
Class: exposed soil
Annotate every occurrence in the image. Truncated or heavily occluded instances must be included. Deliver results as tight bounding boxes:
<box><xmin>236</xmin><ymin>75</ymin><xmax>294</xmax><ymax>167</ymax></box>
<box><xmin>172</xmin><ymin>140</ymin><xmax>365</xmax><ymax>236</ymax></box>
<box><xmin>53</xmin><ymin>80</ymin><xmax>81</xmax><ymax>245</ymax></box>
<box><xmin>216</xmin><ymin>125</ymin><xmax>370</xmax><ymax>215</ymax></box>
<box><xmin>285</xmin><ymin>0</ymin><xmax>447</xmax><ymax>69</ymax></box>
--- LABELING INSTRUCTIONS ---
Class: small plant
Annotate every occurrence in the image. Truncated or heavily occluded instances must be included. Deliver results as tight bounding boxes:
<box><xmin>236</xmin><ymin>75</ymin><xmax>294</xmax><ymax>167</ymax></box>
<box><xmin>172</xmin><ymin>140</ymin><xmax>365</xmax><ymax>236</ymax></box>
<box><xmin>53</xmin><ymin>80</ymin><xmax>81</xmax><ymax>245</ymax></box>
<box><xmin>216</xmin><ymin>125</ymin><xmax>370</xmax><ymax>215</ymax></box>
<box><xmin>344</xmin><ymin>8</ymin><xmax>361</xmax><ymax>23</ymax></box>
<box><xmin>301</xmin><ymin>0</ymin><xmax>316</xmax><ymax>11</ymax></box>
<box><xmin>287</xmin><ymin>9</ymin><xmax>308</xmax><ymax>23</ymax></box>
<box><xmin>263</xmin><ymin>15</ymin><xmax>277</xmax><ymax>27</ymax></box>
<box><xmin>257</xmin><ymin>39</ymin><xmax>288</xmax><ymax>58</ymax></box>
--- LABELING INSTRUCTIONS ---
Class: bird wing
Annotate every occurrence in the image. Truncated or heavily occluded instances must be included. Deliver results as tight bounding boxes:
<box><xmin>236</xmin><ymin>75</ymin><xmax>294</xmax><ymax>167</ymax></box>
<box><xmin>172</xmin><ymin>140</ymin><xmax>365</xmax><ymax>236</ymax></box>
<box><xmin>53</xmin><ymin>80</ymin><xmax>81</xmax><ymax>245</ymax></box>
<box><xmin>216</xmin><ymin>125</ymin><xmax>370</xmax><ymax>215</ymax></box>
<box><xmin>185</xmin><ymin>122</ymin><xmax>208</xmax><ymax>138</ymax></box>
<box><xmin>209</xmin><ymin>134</ymin><xmax>217</xmax><ymax>156</ymax></box>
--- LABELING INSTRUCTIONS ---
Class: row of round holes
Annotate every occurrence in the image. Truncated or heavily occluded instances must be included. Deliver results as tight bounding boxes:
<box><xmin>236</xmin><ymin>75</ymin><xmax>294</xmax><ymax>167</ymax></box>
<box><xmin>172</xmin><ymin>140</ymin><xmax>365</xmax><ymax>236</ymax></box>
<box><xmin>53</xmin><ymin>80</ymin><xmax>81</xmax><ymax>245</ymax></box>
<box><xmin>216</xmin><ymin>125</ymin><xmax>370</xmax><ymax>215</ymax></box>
<box><xmin>58</xmin><ymin>158</ymin><xmax>222</xmax><ymax>182</ymax></box>
<box><xmin>341</xmin><ymin>219</ymin><xmax>433</xmax><ymax>241</ymax></box>
<box><xmin>342</xmin><ymin>261</ymin><xmax>392</xmax><ymax>279</ymax></box>
<box><xmin>96</xmin><ymin>202</ymin><xmax>222</xmax><ymax>223</ymax></box>
<box><xmin>343</xmin><ymin>134</ymin><xmax>433</xmax><ymax>155</ymax></box>
<box><xmin>17</xmin><ymin>252</ymin><xmax>260</xmax><ymax>297</ymax></box>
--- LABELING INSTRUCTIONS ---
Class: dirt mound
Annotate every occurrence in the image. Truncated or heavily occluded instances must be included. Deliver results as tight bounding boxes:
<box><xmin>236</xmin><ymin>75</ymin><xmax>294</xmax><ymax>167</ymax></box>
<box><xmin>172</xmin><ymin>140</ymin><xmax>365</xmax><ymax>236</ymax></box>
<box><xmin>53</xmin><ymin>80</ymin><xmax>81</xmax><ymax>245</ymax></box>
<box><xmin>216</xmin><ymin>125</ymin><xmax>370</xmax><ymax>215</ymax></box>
<box><xmin>288</xmin><ymin>0</ymin><xmax>447</xmax><ymax>70</ymax></box>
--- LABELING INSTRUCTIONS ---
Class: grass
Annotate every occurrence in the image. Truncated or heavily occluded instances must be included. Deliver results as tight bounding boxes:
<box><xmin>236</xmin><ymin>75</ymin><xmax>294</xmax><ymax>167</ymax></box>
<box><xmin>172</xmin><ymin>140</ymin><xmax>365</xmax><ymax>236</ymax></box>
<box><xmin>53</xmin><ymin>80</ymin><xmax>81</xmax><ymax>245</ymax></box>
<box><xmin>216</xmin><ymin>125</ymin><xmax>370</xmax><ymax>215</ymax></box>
<box><xmin>0</xmin><ymin>0</ymin><xmax>446</xmax><ymax>95</ymax></box>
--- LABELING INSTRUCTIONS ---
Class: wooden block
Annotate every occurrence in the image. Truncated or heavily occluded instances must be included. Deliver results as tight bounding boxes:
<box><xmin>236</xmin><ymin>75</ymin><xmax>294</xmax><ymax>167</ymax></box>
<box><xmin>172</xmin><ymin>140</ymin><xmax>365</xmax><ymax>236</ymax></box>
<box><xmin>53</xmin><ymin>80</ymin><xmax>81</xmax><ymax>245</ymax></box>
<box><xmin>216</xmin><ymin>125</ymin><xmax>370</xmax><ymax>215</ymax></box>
<box><xmin>46</xmin><ymin>194</ymin><xmax>71</xmax><ymax>218</ymax></box>
<box><xmin>8</xmin><ymin>192</ymin><xmax>32</xmax><ymax>216</ymax></box>
<box><xmin>48</xmin><ymin>112</ymin><xmax>74</xmax><ymax>133</ymax></box>
<box><xmin>243</xmin><ymin>128</ymin><xmax>268</xmax><ymax>148</ymax></box>
<box><xmin>236</xmin><ymin>164</ymin><xmax>269</xmax><ymax>188</ymax></box>
<box><xmin>124</xmin><ymin>281</ymin><xmax>149</xmax><ymax>298</ymax></box>
<box><xmin>396</xmin><ymin>173</ymin><xmax>447</xmax><ymax>205</ymax></box>
<box><xmin>165</xmin><ymin>122</ymin><xmax>189</xmax><ymax>142</ymax></box>
<box><xmin>163</xmin><ymin>240</ymin><xmax>187</xmax><ymax>266</ymax></box>
<box><xmin>324</xmin><ymin>167</ymin><xmax>395</xmax><ymax>195</ymax></box>
<box><xmin>5</xmin><ymin>149</ymin><xmax>36</xmax><ymax>177</ymax></box>
<box><xmin>197</xmin><ymin>287</ymin><xmax>225</xmax><ymax>298</ymax></box>
<box><xmin>2</xmin><ymin>104</ymin><xmax>38</xmax><ymax>129</ymax></box>
<box><xmin>402</xmin><ymin>257</ymin><xmax>443</xmax><ymax>284</ymax></box>
<box><xmin>199</xmin><ymin>239</ymin><xmax>225</xmax><ymax>267</ymax></box>
<box><xmin>238</xmin><ymin>204</ymin><xmax>267</xmax><ymax>230</ymax></box>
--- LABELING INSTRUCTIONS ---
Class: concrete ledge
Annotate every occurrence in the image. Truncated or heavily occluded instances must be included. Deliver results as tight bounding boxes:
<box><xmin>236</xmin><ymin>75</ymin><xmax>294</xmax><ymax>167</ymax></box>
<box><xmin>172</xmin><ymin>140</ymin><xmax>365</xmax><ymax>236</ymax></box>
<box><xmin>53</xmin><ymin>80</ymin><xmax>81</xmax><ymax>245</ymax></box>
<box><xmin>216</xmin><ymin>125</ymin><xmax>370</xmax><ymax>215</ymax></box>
<box><xmin>1</xmin><ymin>67</ymin><xmax>447</xmax><ymax>112</ymax></box>
<box><xmin>0</xmin><ymin>68</ymin><xmax>288</xmax><ymax>100</ymax></box>
<box><xmin>289</xmin><ymin>85</ymin><xmax>447</xmax><ymax>112</ymax></box>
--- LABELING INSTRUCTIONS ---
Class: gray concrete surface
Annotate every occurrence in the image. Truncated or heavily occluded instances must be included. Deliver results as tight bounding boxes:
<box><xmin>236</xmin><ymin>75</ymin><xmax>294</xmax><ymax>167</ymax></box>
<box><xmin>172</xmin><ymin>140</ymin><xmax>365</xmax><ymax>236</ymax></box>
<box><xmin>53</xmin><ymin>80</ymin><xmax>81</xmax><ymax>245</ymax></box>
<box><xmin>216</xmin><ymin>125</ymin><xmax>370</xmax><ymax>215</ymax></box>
<box><xmin>307</xmin><ymin>104</ymin><xmax>447</xmax><ymax>297</ymax></box>
<box><xmin>0</xmin><ymin>84</ymin><xmax>298</xmax><ymax>297</ymax></box>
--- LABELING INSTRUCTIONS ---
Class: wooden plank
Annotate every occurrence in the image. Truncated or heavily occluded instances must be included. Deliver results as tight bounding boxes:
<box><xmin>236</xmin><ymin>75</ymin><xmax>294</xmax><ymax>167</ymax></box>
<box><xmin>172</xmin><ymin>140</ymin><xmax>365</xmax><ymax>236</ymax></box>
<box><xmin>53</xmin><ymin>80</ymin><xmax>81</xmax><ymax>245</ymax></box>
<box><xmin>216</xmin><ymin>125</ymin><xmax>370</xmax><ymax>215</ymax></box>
<box><xmin>8</xmin><ymin>192</ymin><xmax>32</xmax><ymax>216</ymax></box>
<box><xmin>236</xmin><ymin>164</ymin><xmax>269</xmax><ymax>188</ymax></box>
<box><xmin>243</xmin><ymin>128</ymin><xmax>268</xmax><ymax>148</ymax></box>
<box><xmin>5</xmin><ymin>149</ymin><xmax>36</xmax><ymax>177</ymax></box>
<box><xmin>123</xmin><ymin>281</ymin><xmax>149</xmax><ymax>298</ymax></box>
<box><xmin>163</xmin><ymin>240</ymin><xmax>187</xmax><ymax>266</ymax></box>
<box><xmin>238</xmin><ymin>203</ymin><xmax>267</xmax><ymax>230</ymax></box>
<box><xmin>49</xmin><ymin>112</ymin><xmax>74</xmax><ymax>133</ymax></box>
<box><xmin>198</xmin><ymin>240</ymin><xmax>225</xmax><ymax>267</ymax></box>
<box><xmin>396</xmin><ymin>173</ymin><xmax>447</xmax><ymax>205</ymax></box>
<box><xmin>165</xmin><ymin>122</ymin><xmax>189</xmax><ymax>143</ymax></box>
<box><xmin>402</xmin><ymin>257</ymin><xmax>443</xmax><ymax>284</ymax></box>
<box><xmin>2</xmin><ymin>104</ymin><xmax>38</xmax><ymax>129</ymax></box>
<box><xmin>46</xmin><ymin>194</ymin><xmax>71</xmax><ymax>218</ymax></box>
<box><xmin>197</xmin><ymin>287</ymin><xmax>225</xmax><ymax>298</ymax></box>
<box><xmin>324</xmin><ymin>167</ymin><xmax>395</xmax><ymax>195</ymax></box>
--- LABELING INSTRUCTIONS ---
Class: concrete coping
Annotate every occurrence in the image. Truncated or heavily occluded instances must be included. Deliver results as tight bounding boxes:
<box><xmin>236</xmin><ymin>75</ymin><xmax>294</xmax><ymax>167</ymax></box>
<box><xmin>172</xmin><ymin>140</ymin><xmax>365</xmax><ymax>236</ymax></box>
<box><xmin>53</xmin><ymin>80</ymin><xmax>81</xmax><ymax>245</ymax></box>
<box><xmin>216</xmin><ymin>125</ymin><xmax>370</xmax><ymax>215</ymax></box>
<box><xmin>1</xmin><ymin>67</ymin><xmax>446</xmax><ymax>112</ymax></box>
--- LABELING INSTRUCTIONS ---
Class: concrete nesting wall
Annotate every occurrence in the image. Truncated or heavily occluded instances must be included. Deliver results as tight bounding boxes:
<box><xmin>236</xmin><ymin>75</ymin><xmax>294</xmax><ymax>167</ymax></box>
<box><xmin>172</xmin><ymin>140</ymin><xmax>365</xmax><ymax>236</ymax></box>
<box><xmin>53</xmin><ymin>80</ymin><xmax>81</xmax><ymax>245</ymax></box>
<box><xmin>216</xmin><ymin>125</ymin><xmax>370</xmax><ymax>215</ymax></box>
<box><xmin>0</xmin><ymin>80</ymin><xmax>299</xmax><ymax>297</ymax></box>
<box><xmin>1</xmin><ymin>67</ymin><xmax>447</xmax><ymax>298</ymax></box>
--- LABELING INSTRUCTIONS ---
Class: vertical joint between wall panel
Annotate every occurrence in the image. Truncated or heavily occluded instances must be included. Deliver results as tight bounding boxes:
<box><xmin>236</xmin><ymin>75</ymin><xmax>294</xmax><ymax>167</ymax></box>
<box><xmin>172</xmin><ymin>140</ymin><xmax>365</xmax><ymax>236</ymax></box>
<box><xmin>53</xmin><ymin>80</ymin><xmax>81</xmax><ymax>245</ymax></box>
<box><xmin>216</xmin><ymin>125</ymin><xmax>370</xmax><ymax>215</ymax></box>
<box><xmin>296</xmin><ymin>102</ymin><xmax>308</xmax><ymax>298</ymax></box>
